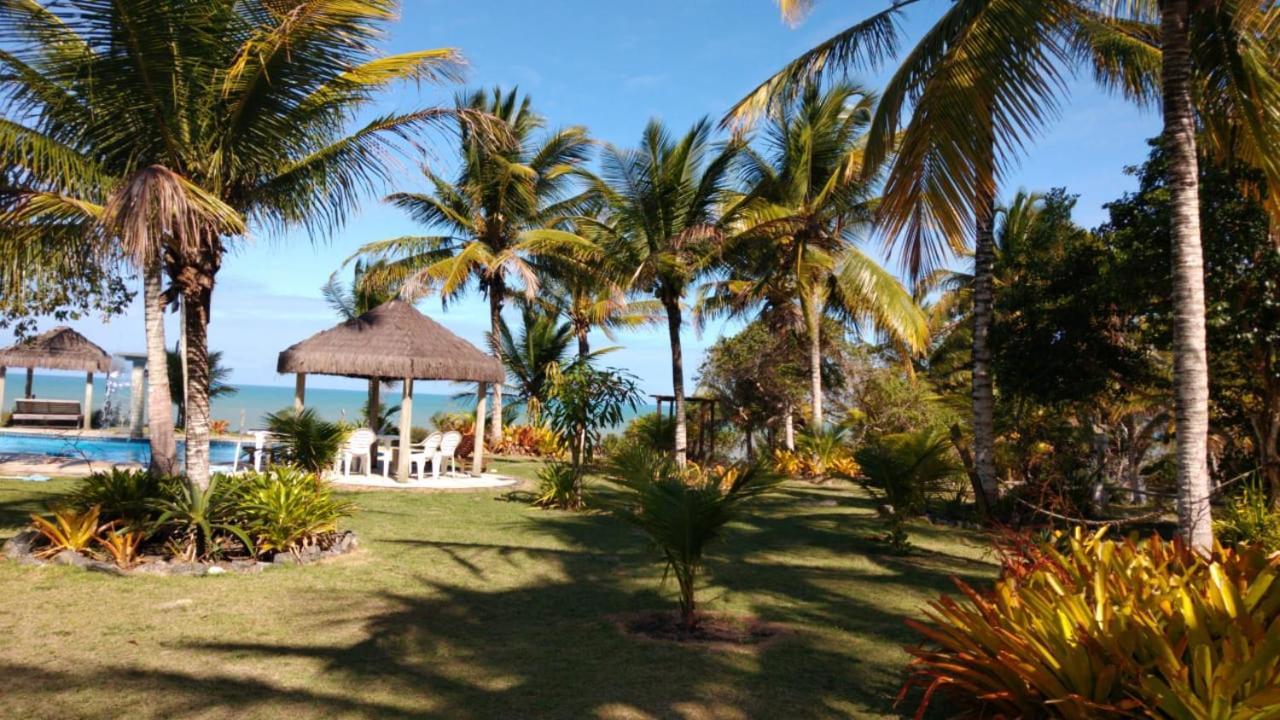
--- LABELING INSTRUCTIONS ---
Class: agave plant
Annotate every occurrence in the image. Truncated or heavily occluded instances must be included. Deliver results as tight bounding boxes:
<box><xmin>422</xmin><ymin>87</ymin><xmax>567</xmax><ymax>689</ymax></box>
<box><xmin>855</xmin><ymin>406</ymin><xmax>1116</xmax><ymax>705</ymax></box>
<box><xmin>608</xmin><ymin>447</ymin><xmax>779</xmax><ymax>632</ymax></box>
<box><xmin>265</xmin><ymin>408</ymin><xmax>350</xmax><ymax>477</ymax></box>
<box><xmin>153</xmin><ymin>476</ymin><xmax>252</xmax><ymax>561</ymax></box>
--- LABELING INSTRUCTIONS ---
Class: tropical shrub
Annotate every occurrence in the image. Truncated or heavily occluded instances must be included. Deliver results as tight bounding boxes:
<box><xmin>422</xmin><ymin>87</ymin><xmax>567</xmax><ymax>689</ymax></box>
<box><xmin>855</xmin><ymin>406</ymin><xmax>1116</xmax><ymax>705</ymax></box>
<box><xmin>209</xmin><ymin>419</ymin><xmax>231</xmax><ymax>435</ymax></box>
<box><xmin>430</xmin><ymin>411</ymin><xmax>474</xmax><ymax>433</ymax></box>
<box><xmin>532</xmin><ymin>462</ymin><xmax>583</xmax><ymax>510</ymax></box>
<box><xmin>265</xmin><ymin>408</ymin><xmax>349</xmax><ymax>476</ymax></box>
<box><xmin>67</xmin><ymin>468</ymin><xmax>175</xmax><ymax>524</ymax></box>
<box><xmin>29</xmin><ymin>505</ymin><xmax>101</xmax><ymax>558</ymax></box>
<box><xmin>901</xmin><ymin>529</ymin><xmax>1280</xmax><ymax>719</ymax></box>
<box><xmin>153</xmin><ymin>475</ymin><xmax>253</xmax><ymax>561</ymax></box>
<box><xmin>497</xmin><ymin>424</ymin><xmax>565</xmax><ymax>458</ymax></box>
<box><xmin>546</xmin><ymin>362</ymin><xmax>643</xmax><ymax>474</ymax></box>
<box><xmin>96</xmin><ymin>524</ymin><xmax>146</xmax><ymax>568</ymax></box>
<box><xmin>608</xmin><ymin>446</ymin><xmax>779</xmax><ymax>631</ymax></box>
<box><xmin>853</xmin><ymin>429</ymin><xmax>962</xmax><ymax>549</ymax></box>
<box><xmin>1215</xmin><ymin>478</ymin><xmax>1280</xmax><ymax>552</ymax></box>
<box><xmin>230</xmin><ymin>468</ymin><xmax>354</xmax><ymax>557</ymax></box>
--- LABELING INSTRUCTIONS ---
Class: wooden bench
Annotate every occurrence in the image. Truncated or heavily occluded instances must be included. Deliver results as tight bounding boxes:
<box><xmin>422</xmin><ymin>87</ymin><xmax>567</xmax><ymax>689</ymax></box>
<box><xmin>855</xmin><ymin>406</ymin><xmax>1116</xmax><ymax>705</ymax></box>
<box><xmin>10</xmin><ymin>398</ymin><xmax>83</xmax><ymax>427</ymax></box>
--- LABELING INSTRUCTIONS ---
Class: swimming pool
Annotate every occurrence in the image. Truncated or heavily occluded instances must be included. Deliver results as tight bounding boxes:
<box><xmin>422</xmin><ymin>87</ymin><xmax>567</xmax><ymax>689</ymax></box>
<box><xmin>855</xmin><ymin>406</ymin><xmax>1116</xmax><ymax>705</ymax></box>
<box><xmin>0</xmin><ymin>432</ymin><xmax>239</xmax><ymax>466</ymax></box>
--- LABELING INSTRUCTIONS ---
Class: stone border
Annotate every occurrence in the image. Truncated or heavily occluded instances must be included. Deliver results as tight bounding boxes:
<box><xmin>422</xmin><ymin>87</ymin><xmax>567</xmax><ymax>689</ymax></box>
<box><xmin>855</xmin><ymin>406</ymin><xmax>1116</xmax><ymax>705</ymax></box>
<box><xmin>1</xmin><ymin>529</ymin><xmax>358</xmax><ymax>577</ymax></box>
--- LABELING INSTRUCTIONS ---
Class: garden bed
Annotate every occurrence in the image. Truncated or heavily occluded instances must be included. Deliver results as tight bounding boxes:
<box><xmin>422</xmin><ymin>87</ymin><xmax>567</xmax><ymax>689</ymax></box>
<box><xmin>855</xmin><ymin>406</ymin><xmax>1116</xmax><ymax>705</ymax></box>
<box><xmin>612</xmin><ymin>610</ymin><xmax>790</xmax><ymax>651</ymax></box>
<box><xmin>2</xmin><ymin>528</ymin><xmax>359</xmax><ymax>576</ymax></box>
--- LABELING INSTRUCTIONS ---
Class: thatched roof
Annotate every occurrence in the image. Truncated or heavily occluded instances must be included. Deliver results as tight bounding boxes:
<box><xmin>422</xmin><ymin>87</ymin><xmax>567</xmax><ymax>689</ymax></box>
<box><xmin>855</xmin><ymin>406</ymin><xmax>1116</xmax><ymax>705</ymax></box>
<box><xmin>0</xmin><ymin>326</ymin><xmax>111</xmax><ymax>373</ymax></box>
<box><xmin>277</xmin><ymin>300</ymin><xmax>505</xmax><ymax>383</ymax></box>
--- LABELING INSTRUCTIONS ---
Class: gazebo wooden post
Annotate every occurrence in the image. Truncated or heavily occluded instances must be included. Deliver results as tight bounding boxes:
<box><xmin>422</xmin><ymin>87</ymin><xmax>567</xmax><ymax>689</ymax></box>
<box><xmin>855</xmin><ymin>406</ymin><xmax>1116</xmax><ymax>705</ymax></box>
<box><xmin>82</xmin><ymin>372</ymin><xmax>94</xmax><ymax>430</ymax></box>
<box><xmin>24</xmin><ymin>367</ymin><xmax>33</xmax><ymax>398</ymax></box>
<box><xmin>396</xmin><ymin>377</ymin><xmax>413</xmax><ymax>482</ymax></box>
<box><xmin>473</xmin><ymin>382</ymin><xmax>488</xmax><ymax>475</ymax></box>
<box><xmin>0</xmin><ymin>367</ymin><xmax>6</xmax><ymax>413</ymax></box>
<box><xmin>368</xmin><ymin>379</ymin><xmax>380</xmax><ymax>431</ymax></box>
<box><xmin>294</xmin><ymin>373</ymin><xmax>307</xmax><ymax>413</ymax></box>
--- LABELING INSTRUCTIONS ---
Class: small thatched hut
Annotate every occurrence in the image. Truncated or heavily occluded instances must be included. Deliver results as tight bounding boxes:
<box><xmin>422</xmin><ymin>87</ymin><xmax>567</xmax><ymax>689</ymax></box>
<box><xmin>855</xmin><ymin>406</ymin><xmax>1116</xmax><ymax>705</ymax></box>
<box><xmin>277</xmin><ymin>300</ymin><xmax>504</xmax><ymax>480</ymax></box>
<box><xmin>0</xmin><ymin>326</ymin><xmax>112</xmax><ymax>429</ymax></box>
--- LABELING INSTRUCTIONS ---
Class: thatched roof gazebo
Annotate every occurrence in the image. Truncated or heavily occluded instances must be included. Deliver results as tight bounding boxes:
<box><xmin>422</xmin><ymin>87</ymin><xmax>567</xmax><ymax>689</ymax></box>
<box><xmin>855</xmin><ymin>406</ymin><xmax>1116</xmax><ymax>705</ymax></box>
<box><xmin>277</xmin><ymin>300</ymin><xmax>505</xmax><ymax>481</ymax></box>
<box><xmin>0</xmin><ymin>326</ymin><xmax>112</xmax><ymax>429</ymax></box>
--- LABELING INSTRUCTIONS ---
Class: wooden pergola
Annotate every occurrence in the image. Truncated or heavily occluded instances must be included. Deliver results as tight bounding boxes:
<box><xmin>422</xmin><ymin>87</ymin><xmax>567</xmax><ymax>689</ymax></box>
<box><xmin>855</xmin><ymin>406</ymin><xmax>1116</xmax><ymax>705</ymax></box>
<box><xmin>0</xmin><ymin>327</ymin><xmax>111</xmax><ymax>429</ymax></box>
<box><xmin>276</xmin><ymin>300</ymin><xmax>505</xmax><ymax>481</ymax></box>
<box><xmin>651</xmin><ymin>394</ymin><xmax>719</xmax><ymax>461</ymax></box>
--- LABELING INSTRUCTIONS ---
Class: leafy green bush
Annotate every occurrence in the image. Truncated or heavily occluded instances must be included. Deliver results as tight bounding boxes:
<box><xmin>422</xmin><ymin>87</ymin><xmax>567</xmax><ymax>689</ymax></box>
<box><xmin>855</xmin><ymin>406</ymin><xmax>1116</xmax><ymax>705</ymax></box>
<box><xmin>853</xmin><ymin>429</ymin><xmax>961</xmax><ymax>549</ymax></box>
<box><xmin>532</xmin><ymin>462</ymin><xmax>583</xmax><ymax>510</ymax></box>
<box><xmin>230</xmin><ymin>467</ymin><xmax>354</xmax><ymax>557</ymax></box>
<box><xmin>1215</xmin><ymin>477</ymin><xmax>1280</xmax><ymax>552</ymax></box>
<box><xmin>265</xmin><ymin>407</ymin><xmax>349</xmax><ymax>476</ymax></box>
<box><xmin>607</xmin><ymin>446</ymin><xmax>779</xmax><ymax>632</ymax></box>
<box><xmin>902</xmin><ymin>529</ymin><xmax>1280</xmax><ymax>718</ymax></box>
<box><xmin>67</xmin><ymin>468</ymin><xmax>176</xmax><ymax>525</ymax></box>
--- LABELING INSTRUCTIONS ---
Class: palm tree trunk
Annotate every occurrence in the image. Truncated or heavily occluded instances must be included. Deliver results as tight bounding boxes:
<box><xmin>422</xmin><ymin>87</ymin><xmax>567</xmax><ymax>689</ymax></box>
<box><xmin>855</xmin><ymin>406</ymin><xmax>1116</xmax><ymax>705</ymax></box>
<box><xmin>971</xmin><ymin>166</ymin><xmax>999</xmax><ymax>516</ymax></box>
<box><xmin>576</xmin><ymin>326</ymin><xmax>590</xmax><ymax>359</ymax></box>
<box><xmin>663</xmin><ymin>296</ymin><xmax>688</xmax><ymax>466</ymax></box>
<box><xmin>805</xmin><ymin>296</ymin><xmax>823</xmax><ymax>428</ymax></box>
<box><xmin>488</xmin><ymin>287</ymin><xmax>505</xmax><ymax>445</ymax></box>
<box><xmin>181</xmin><ymin>278</ymin><xmax>214</xmax><ymax>489</ymax></box>
<box><xmin>1162</xmin><ymin>0</ymin><xmax>1213</xmax><ymax>552</ymax></box>
<box><xmin>143</xmin><ymin>261</ymin><xmax>177</xmax><ymax>476</ymax></box>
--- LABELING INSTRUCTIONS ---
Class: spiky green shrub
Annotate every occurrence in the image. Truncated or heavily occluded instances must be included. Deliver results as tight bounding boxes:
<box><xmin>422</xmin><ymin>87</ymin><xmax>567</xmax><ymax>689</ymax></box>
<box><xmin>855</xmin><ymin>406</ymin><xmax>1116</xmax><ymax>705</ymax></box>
<box><xmin>265</xmin><ymin>408</ymin><xmax>349</xmax><ymax>476</ymax></box>
<box><xmin>230</xmin><ymin>468</ymin><xmax>353</xmax><ymax>557</ymax></box>
<box><xmin>1215</xmin><ymin>478</ymin><xmax>1280</xmax><ymax>552</ymax></box>
<box><xmin>853</xmin><ymin>429</ymin><xmax>961</xmax><ymax>549</ymax></box>
<box><xmin>153</xmin><ymin>475</ymin><xmax>252</xmax><ymax>561</ymax></box>
<box><xmin>532</xmin><ymin>462</ymin><xmax>583</xmax><ymax>510</ymax></box>
<box><xmin>901</xmin><ymin>529</ymin><xmax>1280</xmax><ymax>719</ymax></box>
<box><xmin>608</xmin><ymin>446</ymin><xmax>779</xmax><ymax>632</ymax></box>
<box><xmin>66</xmin><ymin>468</ymin><xmax>176</xmax><ymax>525</ymax></box>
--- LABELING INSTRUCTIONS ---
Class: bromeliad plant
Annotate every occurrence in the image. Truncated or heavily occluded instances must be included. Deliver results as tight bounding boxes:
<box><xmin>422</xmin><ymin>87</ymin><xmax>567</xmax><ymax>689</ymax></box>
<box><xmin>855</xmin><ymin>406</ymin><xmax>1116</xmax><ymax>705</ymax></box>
<box><xmin>901</xmin><ymin>528</ymin><xmax>1280</xmax><ymax>719</ymax></box>
<box><xmin>231</xmin><ymin>467</ymin><xmax>354</xmax><ymax>557</ymax></box>
<box><xmin>153</xmin><ymin>475</ymin><xmax>253</xmax><ymax>561</ymax></box>
<box><xmin>608</xmin><ymin>446</ymin><xmax>779</xmax><ymax>632</ymax></box>
<box><xmin>29</xmin><ymin>505</ymin><xmax>103</xmax><ymax>559</ymax></box>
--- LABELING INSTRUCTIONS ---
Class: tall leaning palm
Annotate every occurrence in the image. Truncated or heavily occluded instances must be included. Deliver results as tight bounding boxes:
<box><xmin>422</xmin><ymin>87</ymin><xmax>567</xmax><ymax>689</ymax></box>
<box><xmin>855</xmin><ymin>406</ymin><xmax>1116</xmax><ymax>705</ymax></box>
<box><xmin>353</xmin><ymin>88</ymin><xmax>592</xmax><ymax>445</ymax></box>
<box><xmin>592</xmin><ymin>120</ymin><xmax>742</xmax><ymax>466</ymax></box>
<box><xmin>0</xmin><ymin>0</ymin><xmax>466</xmax><ymax>489</ymax></box>
<box><xmin>711</xmin><ymin>82</ymin><xmax>927</xmax><ymax>432</ymax></box>
<box><xmin>731</xmin><ymin>0</ymin><xmax>1078</xmax><ymax>515</ymax></box>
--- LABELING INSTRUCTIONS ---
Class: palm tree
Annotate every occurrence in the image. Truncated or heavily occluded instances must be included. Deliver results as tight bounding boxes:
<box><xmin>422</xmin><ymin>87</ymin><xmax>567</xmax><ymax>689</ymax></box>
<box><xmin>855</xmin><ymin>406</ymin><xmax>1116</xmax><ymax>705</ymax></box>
<box><xmin>591</xmin><ymin>120</ymin><xmax>742</xmax><ymax>465</ymax></box>
<box><xmin>730</xmin><ymin>1</ymin><xmax>1082</xmax><ymax>515</ymax></box>
<box><xmin>495</xmin><ymin>303</ymin><xmax>573</xmax><ymax>425</ymax></box>
<box><xmin>166</xmin><ymin>345</ymin><xmax>236</xmax><ymax>429</ymax></box>
<box><xmin>352</xmin><ymin>88</ymin><xmax>593</xmax><ymax>446</ymax></box>
<box><xmin>0</xmin><ymin>0</ymin><xmax>465</xmax><ymax>489</ymax></box>
<box><xmin>709</xmin><ymin>82</ymin><xmax>927</xmax><ymax>435</ymax></box>
<box><xmin>322</xmin><ymin>259</ymin><xmax>397</xmax><ymax>431</ymax></box>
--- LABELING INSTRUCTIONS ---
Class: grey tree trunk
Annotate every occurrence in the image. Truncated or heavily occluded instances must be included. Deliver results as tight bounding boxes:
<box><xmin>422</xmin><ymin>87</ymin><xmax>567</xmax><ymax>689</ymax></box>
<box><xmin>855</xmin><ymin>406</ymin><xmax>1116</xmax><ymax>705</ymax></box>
<box><xmin>488</xmin><ymin>288</ymin><xmax>505</xmax><ymax>445</ymax></box>
<box><xmin>663</xmin><ymin>296</ymin><xmax>688</xmax><ymax>466</ymax></box>
<box><xmin>806</xmin><ymin>295</ymin><xmax>823</xmax><ymax>428</ymax></box>
<box><xmin>1162</xmin><ymin>0</ymin><xmax>1214</xmax><ymax>553</ymax></box>
<box><xmin>182</xmin><ymin>280</ymin><xmax>213</xmax><ymax>489</ymax></box>
<box><xmin>143</xmin><ymin>262</ymin><xmax>177</xmax><ymax>476</ymax></box>
<box><xmin>576</xmin><ymin>326</ymin><xmax>590</xmax><ymax>360</ymax></box>
<box><xmin>971</xmin><ymin>171</ymin><xmax>999</xmax><ymax>514</ymax></box>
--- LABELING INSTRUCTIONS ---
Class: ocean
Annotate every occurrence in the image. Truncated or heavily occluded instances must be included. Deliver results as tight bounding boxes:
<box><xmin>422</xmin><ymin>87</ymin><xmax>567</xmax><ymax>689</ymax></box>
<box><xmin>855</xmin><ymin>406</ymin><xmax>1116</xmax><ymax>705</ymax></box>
<box><xmin>2</xmin><ymin>371</ymin><xmax>654</xmax><ymax>431</ymax></box>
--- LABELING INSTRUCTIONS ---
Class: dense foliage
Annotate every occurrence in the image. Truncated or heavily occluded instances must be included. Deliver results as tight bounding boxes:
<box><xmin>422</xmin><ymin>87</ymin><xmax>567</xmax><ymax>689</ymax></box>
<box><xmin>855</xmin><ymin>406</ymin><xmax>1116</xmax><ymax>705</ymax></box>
<box><xmin>903</xmin><ymin>530</ymin><xmax>1280</xmax><ymax>719</ymax></box>
<box><xmin>265</xmin><ymin>408</ymin><xmax>350</xmax><ymax>477</ymax></box>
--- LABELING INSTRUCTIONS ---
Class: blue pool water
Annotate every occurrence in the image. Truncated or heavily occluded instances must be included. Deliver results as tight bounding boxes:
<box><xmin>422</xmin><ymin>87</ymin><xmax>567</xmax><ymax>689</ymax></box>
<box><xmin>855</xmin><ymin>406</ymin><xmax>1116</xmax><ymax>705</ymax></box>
<box><xmin>0</xmin><ymin>432</ymin><xmax>238</xmax><ymax>466</ymax></box>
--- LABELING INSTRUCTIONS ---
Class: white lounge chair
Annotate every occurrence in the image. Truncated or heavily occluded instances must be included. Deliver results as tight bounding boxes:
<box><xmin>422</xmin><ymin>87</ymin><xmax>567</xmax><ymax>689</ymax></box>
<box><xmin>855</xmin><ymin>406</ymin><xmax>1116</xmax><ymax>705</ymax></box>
<box><xmin>341</xmin><ymin>428</ymin><xmax>377</xmax><ymax>478</ymax></box>
<box><xmin>405</xmin><ymin>432</ymin><xmax>443</xmax><ymax>482</ymax></box>
<box><xmin>435</xmin><ymin>431</ymin><xmax>463</xmax><ymax>478</ymax></box>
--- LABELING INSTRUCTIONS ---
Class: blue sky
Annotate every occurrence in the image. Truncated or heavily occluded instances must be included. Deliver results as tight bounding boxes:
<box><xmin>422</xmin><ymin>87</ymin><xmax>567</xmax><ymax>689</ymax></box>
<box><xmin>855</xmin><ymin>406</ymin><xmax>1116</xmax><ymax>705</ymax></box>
<box><xmin>7</xmin><ymin>0</ymin><xmax>1161</xmax><ymax>395</ymax></box>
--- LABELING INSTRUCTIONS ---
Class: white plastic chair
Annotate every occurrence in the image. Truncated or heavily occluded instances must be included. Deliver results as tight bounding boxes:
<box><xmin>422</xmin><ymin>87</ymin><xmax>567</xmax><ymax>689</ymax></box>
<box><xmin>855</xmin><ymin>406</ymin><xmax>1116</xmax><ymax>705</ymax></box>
<box><xmin>342</xmin><ymin>428</ymin><xmax>377</xmax><ymax>478</ymax></box>
<box><xmin>435</xmin><ymin>431</ymin><xmax>463</xmax><ymax>479</ymax></box>
<box><xmin>406</xmin><ymin>432</ymin><xmax>444</xmax><ymax>482</ymax></box>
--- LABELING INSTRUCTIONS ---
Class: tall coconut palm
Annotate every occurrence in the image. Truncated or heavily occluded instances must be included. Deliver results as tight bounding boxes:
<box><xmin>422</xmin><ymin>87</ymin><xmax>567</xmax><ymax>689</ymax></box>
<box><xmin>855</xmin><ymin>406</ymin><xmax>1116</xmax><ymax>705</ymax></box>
<box><xmin>352</xmin><ymin>88</ymin><xmax>593</xmax><ymax>445</ymax></box>
<box><xmin>591</xmin><ymin>120</ymin><xmax>742</xmax><ymax>466</ymax></box>
<box><xmin>730</xmin><ymin>0</ymin><xmax>1080</xmax><ymax>515</ymax></box>
<box><xmin>0</xmin><ymin>0</ymin><xmax>466</xmax><ymax>489</ymax></box>
<box><xmin>322</xmin><ymin>259</ymin><xmax>397</xmax><ymax>430</ymax></box>
<box><xmin>495</xmin><ymin>303</ymin><xmax>573</xmax><ymax>425</ymax></box>
<box><xmin>708</xmin><ymin>82</ymin><xmax>928</xmax><ymax>434</ymax></box>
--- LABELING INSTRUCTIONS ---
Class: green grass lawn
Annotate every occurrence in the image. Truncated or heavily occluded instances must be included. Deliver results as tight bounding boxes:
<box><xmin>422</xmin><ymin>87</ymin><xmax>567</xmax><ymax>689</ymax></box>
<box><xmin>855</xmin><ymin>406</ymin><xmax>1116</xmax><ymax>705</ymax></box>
<box><xmin>0</xmin><ymin>459</ymin><xmax>996</xmax><ymax>719</ymax></box>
